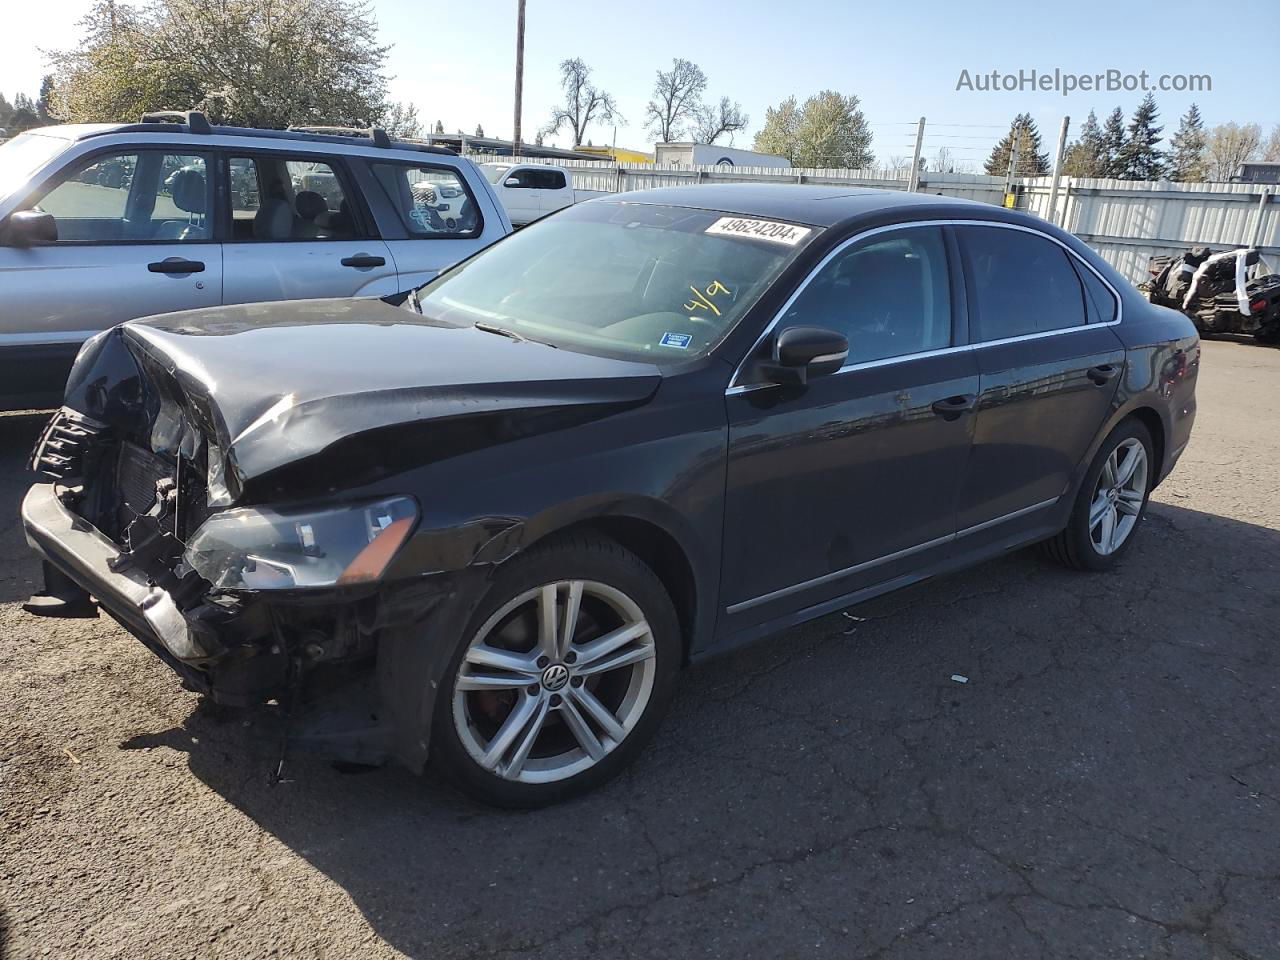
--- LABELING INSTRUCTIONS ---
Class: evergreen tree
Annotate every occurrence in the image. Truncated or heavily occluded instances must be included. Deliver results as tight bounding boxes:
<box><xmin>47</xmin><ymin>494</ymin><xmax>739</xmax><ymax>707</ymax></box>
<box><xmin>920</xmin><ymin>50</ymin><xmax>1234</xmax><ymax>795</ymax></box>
<box><xmin>37</xmin><ymin>75</ymin><xmax>57</xmax><ymax>122</ymax></box>
<box><xmin>984</xmin><ymin>113</ymin><xmax>1049</xmax><ymax>176</ymax></box>
<box><xmin>1168</xmin><ymin>103</ymin><xmax>1208</xmax><ymax>181</ymax></box>
<box><xmin>433</xmin><ymin>120</ymin><xmax>444</xmax><ymax>134</ymax></box>
<box><xmin>1063</xmin><ymin>109</ymin><xmax>1105</xmax><ymax>177</ymax></box>
<box><xmin>474</xmin><ymin>123</ymin><xmax>484</xmax><ymax>137</ymax></box>
<box><xmin>1115</xmin><ymin>93</ymin><xmax>1165</xmax><ymax>180</ymax></box>
<box><xmin>1099</xmin><ymin>106</ymin><xmax>1128</xmax><ymax>178</ymax></box>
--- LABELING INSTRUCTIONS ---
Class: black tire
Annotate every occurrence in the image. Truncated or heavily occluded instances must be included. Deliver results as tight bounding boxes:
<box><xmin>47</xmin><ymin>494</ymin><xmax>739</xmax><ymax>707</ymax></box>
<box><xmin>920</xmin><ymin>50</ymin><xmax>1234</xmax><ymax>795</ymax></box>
<box><xmin>1041</xmin><ymin>418</ymin><xmax>1155</xmax><ymax>572</ymax></box>
<box><xmin>430</xmin><ymin>532</ymin><xmax>680</xmax><ymax>808</ymax></box>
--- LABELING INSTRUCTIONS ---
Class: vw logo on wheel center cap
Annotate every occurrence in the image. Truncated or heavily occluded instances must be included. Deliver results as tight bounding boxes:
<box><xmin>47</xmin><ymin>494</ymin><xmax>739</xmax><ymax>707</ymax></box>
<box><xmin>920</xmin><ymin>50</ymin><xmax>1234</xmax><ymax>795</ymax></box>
<box><xmin>541</xmin><ymin>663</ymin><xmax>570</xmax><ymax>692</ymax></box>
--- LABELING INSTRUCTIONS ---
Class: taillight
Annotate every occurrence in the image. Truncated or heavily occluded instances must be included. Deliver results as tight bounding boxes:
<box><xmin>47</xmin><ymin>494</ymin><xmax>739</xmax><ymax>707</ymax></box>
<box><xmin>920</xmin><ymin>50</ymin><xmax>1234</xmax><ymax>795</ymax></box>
<box><xmin>1250</xmin><ymin>299</ymin><xmax>1267</xmax><ymax>314</ymax></box>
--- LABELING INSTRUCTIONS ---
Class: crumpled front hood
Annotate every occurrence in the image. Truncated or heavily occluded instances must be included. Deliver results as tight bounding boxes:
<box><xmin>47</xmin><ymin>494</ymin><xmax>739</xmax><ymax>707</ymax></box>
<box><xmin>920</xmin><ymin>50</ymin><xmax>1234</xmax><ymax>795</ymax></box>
<box><xmin>69</xmin><ymin>297</ymin><xmax>661</xmax><ymax>489</ymax></box>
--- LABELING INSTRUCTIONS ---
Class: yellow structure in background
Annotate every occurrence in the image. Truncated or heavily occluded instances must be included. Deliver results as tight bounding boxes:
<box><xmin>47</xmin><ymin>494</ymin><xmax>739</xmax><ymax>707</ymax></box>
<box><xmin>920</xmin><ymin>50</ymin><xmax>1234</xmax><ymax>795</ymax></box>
<box><xmin>575</xmin><ymin>146</ymin><xmax>652</xmax><ymax>164</ymax></box>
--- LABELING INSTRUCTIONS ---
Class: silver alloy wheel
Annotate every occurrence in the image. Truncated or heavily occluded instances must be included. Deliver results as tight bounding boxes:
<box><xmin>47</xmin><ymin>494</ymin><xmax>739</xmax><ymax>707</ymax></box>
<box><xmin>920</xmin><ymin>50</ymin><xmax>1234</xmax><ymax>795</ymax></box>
<box><xmin>1088</xmin><ymin>437</ymin><xmax>1149</xmax><ymax>556</ymax></box>
<box><xmin>451</xmin><ymin>580</ymin><xmax>657</xmax><ymax>784</ymax></box>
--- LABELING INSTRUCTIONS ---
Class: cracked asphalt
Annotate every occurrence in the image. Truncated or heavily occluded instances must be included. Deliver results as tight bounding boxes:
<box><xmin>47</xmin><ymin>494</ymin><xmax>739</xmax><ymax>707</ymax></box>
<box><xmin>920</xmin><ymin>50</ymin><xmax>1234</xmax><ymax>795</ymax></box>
<box><xmin>2</xmin><ymin>338</ymin><xmax>1278</xmax><ymax>959</ymax></box>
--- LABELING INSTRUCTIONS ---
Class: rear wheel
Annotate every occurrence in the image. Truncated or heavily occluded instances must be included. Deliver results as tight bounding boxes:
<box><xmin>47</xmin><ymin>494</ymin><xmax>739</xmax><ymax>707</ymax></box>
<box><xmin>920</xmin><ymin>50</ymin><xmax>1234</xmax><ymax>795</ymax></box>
<box><xmin>431</xmin><ymin>533</ymin><xmax>680</xmax><ymax>807</ymax></box>
<box><xmin>1042</xmin><ymin>419</ymin><xmax>1154</xmax><ymax>571</ymax></box>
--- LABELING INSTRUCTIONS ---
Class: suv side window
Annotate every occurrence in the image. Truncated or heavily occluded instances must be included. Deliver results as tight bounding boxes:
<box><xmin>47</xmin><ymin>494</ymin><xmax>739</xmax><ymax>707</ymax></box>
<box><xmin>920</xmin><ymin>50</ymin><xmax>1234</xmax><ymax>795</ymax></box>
<box><xmin>961</xmin><ymin>226</ymin><xmax>1088</xmax><ymax>341</ymax></box>
<box><xmin>369</xmin><ymin>163</ymin><xmax>482</xmax><ymax>237</ymax></box>
<box><xmin>227</xmin><ymin>155</ymin><xmax>357</xmax><ymax>242</ymax></box>
<box><xmin>777</xmin><ymin>226</ymin><xmax>953</xmax><ymax>365</ymax></box>
<box><xmin>33</xmin><ymin>150</ymin><xmax>211</xmax><ymax>243</ymax></box>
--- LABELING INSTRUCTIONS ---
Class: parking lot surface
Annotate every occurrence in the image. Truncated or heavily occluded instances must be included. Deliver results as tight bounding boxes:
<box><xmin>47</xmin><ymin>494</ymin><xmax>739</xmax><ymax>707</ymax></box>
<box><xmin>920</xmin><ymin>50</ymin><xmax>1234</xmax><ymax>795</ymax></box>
<box><xmin>1</xmin><ymin>339</ymin><xmax>1277</xmax><ymax>959</ymax></box>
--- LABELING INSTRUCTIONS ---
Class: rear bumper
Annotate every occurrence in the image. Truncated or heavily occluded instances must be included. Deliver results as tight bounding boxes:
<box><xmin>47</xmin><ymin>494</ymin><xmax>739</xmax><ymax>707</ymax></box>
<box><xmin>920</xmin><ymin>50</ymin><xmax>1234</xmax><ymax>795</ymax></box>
<box><xmin>22</xmin><ymin>483</ymin><xmax>216</xmax><ymax>670</ymax></box>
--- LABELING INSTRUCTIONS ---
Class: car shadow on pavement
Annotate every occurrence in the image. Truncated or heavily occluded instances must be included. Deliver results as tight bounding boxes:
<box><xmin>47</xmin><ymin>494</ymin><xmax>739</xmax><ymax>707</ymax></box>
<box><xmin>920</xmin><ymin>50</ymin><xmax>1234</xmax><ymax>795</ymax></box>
<box><xmin>120</xmin><ymin>499</ymin><xmax>1280</xmax><ymax>959</ymax></box>
<box><xmin>0</xmin><ymin>412</ymin><xmax>49</xmax><ymax>605</ymax></box>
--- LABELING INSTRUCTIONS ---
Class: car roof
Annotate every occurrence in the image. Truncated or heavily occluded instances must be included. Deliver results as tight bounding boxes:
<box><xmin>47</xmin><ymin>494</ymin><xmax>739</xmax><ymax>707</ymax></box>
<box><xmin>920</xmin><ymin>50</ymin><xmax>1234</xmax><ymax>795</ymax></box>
<box><xmin>597</xmin><ymin>183</ymin><xmax>995</xmax><ymax>228</ymax></box>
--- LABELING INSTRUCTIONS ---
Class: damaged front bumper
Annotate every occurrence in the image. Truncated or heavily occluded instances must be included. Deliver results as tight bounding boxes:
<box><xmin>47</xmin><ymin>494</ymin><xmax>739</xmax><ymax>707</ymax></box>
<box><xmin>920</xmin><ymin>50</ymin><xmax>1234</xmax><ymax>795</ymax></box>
<box><xmin>25</xmin><ymin>483</ymin><xmax>213</xmax><ymax>661</ymax></box>
<box><xmin>22</xmin><ymin>482</ymin><xmax>278</xmax><ymax>703</ymax></box>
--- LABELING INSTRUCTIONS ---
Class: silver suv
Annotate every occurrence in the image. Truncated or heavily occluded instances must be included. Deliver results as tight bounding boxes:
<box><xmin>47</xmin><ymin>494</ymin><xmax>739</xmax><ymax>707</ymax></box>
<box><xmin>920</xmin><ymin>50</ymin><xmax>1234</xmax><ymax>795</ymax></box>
<box><xmin>0</xmin><ymin>111</ymin><xmax>512</xmax><ymax>410</ymax></box>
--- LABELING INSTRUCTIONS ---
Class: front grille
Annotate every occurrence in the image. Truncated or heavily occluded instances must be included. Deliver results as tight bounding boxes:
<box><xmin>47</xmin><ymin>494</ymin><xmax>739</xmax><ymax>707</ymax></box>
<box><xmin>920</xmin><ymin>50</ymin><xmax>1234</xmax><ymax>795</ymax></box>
<box><xmin>29</xmin><ymin>408</ymin><xmax>110</xmax><ymax>483</ymax></box>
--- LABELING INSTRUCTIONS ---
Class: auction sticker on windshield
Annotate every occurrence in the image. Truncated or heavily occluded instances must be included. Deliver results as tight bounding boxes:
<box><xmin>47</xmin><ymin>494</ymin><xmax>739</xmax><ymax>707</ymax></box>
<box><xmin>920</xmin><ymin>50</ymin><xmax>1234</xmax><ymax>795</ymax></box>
<box><xmin>705</xmin><ymin>217</ymin><xmax>812</xmax><ymax>246</ymax></box>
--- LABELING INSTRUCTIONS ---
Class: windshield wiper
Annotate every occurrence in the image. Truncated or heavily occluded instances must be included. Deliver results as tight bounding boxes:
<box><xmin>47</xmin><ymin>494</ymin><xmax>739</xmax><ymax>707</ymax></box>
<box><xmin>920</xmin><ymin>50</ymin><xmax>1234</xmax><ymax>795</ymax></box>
<box><xmin>473</xmin><ymin>321</ymin><xmax>557</xmax><ymax>348</ymax></box>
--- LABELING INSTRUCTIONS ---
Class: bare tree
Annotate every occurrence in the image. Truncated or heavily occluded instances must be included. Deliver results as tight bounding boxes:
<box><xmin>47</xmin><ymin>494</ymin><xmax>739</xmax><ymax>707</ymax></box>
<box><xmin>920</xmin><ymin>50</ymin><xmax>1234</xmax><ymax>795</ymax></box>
<box><xmin>1263</xmin><ymin>125</ymin><xmax>1280</xmax><ymax>162</ymax></box>
<box><xmin>542</xmin><ymin>58</ymin><xmax>619</xmax><ymax>147</ymax></box>
<box><xmin>692</xmin><ymin>96</ymin><xmax>747</xmax><ymax>145</ymax></box>
<box><xmin>1206</xmin><ymin>122</ymin><xmax>1262</xmax><ymax>180</ymax></box>
<box><xmin>645</xmin><ymin>58</ymin><xmax>707</xmax><ymax>143</ymax></box>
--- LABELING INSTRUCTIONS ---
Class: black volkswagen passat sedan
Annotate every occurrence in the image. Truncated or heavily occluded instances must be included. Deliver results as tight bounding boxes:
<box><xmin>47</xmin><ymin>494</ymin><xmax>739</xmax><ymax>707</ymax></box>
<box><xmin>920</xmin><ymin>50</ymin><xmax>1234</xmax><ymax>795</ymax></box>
<box><xmin>23</xmin><ymin>186</ymin><xmax>1199</xmax><ymax>806</ymax></box>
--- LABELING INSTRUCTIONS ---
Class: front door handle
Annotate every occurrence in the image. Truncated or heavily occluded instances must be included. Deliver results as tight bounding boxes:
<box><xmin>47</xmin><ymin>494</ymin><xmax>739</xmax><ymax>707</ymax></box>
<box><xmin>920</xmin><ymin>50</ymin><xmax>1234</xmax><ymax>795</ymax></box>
<box><xmin>931</xmin><ymin>394</ymin><xmax>977</xmax><ymax>420</ymax></box>
<box><xmin>1087</xmin><ymin>364</ymin><xmax>1119</xmax><ymax>385</ymax></box>
<box><xmin>341</xmin><ymin>253</ymin><xmax>386</xmax><ymax>268</ymax></box>
<box><xmin>148</xmin><ymin>258</ymin><xmax>204</xmax><ymax>274</ymax></box>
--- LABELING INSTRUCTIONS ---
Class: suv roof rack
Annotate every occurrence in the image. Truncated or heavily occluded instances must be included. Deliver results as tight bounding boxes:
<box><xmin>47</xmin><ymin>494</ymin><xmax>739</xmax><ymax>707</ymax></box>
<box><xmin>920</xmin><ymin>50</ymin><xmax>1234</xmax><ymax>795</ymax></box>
<box><xmin>139</xmin><ymin>110</ymin><xmax>212</xmax><ymax>134</ymax></box>
<box><xmin>288</xmin><ymin>125</ymin><xmax>392</xmax><ymax>148</ymax></box>
<box><xmin>87</xmin><ymin>113</ymin><xmax>458</xmax><ymax>157</ymax></box>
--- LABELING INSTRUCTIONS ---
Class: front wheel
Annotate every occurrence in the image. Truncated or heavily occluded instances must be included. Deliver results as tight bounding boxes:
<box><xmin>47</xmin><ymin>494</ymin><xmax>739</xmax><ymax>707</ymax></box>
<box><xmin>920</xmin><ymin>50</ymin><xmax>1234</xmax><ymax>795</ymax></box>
<box><xmin>1042</xmin><ymin>419</ymin><xmax>1154</xmax><ymax>571</ymax></box>
<box><xmin>431</xmin><ymin>533</ymin><xmax>680</xmax><ymax>807</ymax></box>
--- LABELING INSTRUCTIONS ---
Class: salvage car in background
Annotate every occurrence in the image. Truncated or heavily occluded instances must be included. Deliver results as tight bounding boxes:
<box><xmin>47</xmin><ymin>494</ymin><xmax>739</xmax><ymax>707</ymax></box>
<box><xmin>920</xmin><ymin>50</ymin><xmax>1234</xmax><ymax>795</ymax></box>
<box><xmin>0</xmin><ymin>111</ymin><xmax>511</xmax><ymax>410</ymax></box>
<box><xmin>22</xmin><ymin>185</ymin><xmax>1198</xmax><ymax>807</ymax></box>
<box><xmin>1147</xmin><ymin>246</ymin><xmax>1280</xmax><ymax>344</ymax></box>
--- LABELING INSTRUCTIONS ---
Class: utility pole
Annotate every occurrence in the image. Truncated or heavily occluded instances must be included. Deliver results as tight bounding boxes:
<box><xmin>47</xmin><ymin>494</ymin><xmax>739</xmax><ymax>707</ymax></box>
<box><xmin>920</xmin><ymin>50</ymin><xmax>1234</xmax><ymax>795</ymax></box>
<box><xmin>1047</xmin><ymin>115</ymin><xmax>1070</xmax><ymax>225</ymax></box>
<box><xmin>512</xmin><ymin>0</ymin><xmax>526</xmax><ymax>157</ymax></box>
<box><xmin>907</xmin><ymin>117</ymin><xmax>925</xmax><ymax>192</ymax></box>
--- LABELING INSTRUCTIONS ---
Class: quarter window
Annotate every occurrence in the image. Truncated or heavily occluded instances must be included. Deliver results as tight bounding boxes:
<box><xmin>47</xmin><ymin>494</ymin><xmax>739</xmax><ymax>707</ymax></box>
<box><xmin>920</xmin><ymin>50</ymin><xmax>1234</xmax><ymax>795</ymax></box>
<box><xmin>777</xmin><ymin>226</ymin><xmax>953</xmax><ymax>365</ymax></box>
<box><xmin>370</xmin><ymin>163</ymin><xmax>481</xmax><ymax>237</ymax></box>
<box><xmin>962</xmin><ymin>226</ymin><xmax>1088</xmax><ymax>341</ymax></box>
<box><xmin>33</xmin><ymin>151</ymin><xmax>211</xmax><ymax>243</ymax></box>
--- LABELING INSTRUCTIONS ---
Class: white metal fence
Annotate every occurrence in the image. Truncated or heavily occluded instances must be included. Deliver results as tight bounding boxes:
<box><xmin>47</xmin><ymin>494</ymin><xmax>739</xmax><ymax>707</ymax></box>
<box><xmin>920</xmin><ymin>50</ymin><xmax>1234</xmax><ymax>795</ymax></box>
<box><xmin>1019</xmin><ymin>178</ymin><xmax>1278</xmax><ymax>281</ymax></box>
<box><xmin>465</xmin><ymin>152</ymin><xmax>1279</xmax><ymax>284</ymax></box>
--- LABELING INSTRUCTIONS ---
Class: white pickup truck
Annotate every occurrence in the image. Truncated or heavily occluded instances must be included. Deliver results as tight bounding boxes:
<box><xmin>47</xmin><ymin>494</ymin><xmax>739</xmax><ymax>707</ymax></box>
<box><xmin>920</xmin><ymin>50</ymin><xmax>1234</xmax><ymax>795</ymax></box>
<box><xmin>479</xmin><ymin>162</ymin><xmax>604</xmax><ymax>226</ymax></box>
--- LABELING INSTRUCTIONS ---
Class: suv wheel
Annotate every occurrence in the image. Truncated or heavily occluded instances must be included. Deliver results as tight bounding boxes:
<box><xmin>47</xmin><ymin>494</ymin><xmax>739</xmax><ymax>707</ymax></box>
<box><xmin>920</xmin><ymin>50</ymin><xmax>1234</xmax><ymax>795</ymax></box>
<box><xmin>1043</xmin><ymin>418</ymin><xmax>1154</xmax><ymax>571</ymax></box>
<box><xmin>431</xmin><ymin>533</ymin><xmax>680</xmax><ymax>807</ymax></box>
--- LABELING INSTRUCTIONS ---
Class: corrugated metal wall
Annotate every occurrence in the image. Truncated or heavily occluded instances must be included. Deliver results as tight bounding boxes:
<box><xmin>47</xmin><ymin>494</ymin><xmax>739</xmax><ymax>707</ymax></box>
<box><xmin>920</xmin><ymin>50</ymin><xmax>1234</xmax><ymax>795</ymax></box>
<box><xmin>1020</xmin><ymin>178</ymin><xmax>1279</xmax><ymax>281</ymax></box>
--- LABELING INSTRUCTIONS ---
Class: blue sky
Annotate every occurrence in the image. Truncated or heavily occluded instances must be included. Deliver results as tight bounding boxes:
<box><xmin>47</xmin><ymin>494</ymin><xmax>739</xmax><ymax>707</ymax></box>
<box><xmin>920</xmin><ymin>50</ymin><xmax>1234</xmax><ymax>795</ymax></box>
<box><xmin>5</xmin><ymin>0</ymin><xmax>1277</xmax><ymax>166</ymax></box>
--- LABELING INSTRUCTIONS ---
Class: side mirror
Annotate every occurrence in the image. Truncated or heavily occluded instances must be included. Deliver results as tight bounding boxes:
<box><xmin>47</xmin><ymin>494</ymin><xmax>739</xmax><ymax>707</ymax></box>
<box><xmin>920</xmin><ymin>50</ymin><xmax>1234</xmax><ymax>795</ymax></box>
<box><xmin>761</xmin><ymin>326</ymin><xmax>848</xmax><ymax>385</ymax></box>
<box><xmin>504</xmin><ymin>177</ymin><xmax>521</xmax><ymax>188</ymax></box>
<box><xmin>3</xmin><ymin>209</ymin><xmax>58</xmax><ymax>246</ymax></box>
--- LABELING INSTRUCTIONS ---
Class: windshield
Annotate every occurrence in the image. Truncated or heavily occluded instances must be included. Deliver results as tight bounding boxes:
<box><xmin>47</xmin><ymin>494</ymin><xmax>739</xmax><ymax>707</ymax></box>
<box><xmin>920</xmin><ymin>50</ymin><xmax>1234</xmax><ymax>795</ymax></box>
<box><xmin>0</xmin><ymin>132</ymin><xmax>68</xmax><ymax>202</ymax></box>
<box><xmin>481</xmin><ymin>164</ymin><xmax>512</xmax><ymax>184</ymax></box>
<box><xmin>415</xmin><ymin>201</ymin><xmax>818</xmax><ymax>361</ymax></box>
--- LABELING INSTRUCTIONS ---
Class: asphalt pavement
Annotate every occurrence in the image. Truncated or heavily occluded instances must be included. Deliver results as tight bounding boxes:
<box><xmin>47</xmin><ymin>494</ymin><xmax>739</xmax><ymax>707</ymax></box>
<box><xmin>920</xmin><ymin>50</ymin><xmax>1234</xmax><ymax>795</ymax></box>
<box><xmin>1</xmin><ymin>338</ymin><xmax>1277</xmax><ymax>959</ymax></box>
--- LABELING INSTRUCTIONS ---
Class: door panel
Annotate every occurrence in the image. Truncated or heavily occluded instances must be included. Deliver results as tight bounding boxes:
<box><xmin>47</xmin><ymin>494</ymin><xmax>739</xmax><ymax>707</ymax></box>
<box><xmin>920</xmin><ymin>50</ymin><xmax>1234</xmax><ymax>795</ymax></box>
<box><xmin>953</xmin><ymin>223</ymin><xmax>1126</xmax><ymax>529</ymax></box>
<box><xmin>0</xmin><ymin>148</ymin><xmax>220</xmax><ymax>404</ymax></box>
<box><xmin>221</xmin><ymin>153</ymin><xmax>398</xmax><ymax>303</ymax></box>
<box><xmin>722</xmin><ymin>350</ymin><xmax>979</xmax><ymax>626</ymax></box>
<box><xmin>221</xmin><ymin>240</ymin><xmax>398</xmax><ymax>304</ymax></box>
<box><xmin>959</xmin><ymin>328</ymin><xmax>1124</xmax><ymax>529</ymax></box>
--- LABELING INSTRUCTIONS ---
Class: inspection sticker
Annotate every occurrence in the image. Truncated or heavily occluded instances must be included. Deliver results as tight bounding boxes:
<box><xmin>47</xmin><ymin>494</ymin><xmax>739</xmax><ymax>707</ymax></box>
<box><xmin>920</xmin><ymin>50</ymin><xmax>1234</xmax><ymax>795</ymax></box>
<box><xmin>660</xmin><ymin>332</ymin><xmax>693</xmax><ymax>349</ymax></box>
<box><xmin>705</xmin><ymin>216</ymin><xmax>812</xmax><ymax>246</ymax></box>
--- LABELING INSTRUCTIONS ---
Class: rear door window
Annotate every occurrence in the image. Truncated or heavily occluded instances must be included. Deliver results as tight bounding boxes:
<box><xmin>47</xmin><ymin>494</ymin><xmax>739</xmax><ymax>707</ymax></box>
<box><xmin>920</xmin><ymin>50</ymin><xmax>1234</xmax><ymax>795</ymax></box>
<box><xmin>226</xmin><ymin>155</ymin><xmax>359</xmax><ymax>242</ymax></box>
<box><xmin>960</xmin><ymin>226</ymin><xmax>1088</xmax><ymax>341</ymax></box>
<box><xmin>370</xmin><ymin>163</ymin><xmax>482</xmax><ymax>237</ymax></box>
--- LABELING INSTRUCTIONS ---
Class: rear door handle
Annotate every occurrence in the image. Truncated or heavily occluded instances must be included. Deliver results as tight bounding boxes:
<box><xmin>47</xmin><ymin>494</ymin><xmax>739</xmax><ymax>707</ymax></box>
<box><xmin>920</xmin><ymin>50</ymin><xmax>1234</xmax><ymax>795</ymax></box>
<box><xmin>931</xmin><ymin>394</ymin><xmax>977</xmax><ymax>420</ymax></box>
<box><xmin>341</xmin><ymin>253</ymin><xmax>386</xmax><ymax>268</ymax></box>
<box><xmin>1087</xmin><ymin>364</ymin><xmax>1119</xmax><ymax>385</ymax></box>
<box><xmin>147</xmin><ymin>258</ymin><xmax>204</xmax><ymax>274</ymax></box>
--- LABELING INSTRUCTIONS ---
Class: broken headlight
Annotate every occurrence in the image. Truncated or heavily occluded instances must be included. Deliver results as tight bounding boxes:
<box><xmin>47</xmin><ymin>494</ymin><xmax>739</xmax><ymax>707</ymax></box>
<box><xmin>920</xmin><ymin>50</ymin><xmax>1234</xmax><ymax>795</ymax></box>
<box><xmin>183</xmin><ymin>496</ymin><xmax>419</xmax><ymax>590</ymax></box>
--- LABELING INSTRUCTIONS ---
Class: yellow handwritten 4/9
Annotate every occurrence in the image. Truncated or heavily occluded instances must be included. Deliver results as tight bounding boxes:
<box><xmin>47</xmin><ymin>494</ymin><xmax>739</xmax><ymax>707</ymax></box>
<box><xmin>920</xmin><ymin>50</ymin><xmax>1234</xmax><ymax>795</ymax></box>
<box><xmin>684</xmin><ymin>280</ymin><xmax>732</xmax><ymax>316</ymax></box>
